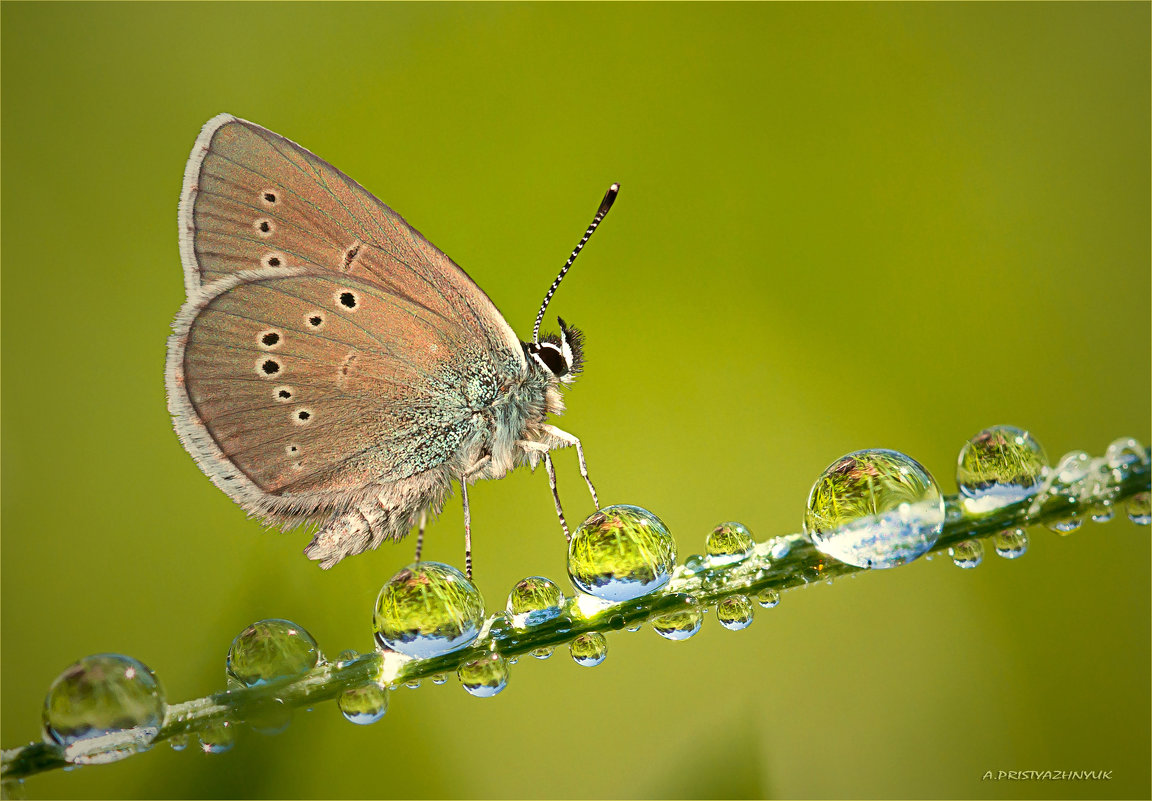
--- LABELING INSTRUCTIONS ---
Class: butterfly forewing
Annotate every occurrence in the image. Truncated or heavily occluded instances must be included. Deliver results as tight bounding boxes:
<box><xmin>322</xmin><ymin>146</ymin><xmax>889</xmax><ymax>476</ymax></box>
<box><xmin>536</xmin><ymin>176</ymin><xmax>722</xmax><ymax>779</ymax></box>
<box><xmin>180</xmin><ymin>114</ymin><xmax>522</xmax><ymax>362</ymax></box>
<box><xmin>174</xmin><ymin>272</ymin><xmax>502</xmax><ymax>508</ymax></box>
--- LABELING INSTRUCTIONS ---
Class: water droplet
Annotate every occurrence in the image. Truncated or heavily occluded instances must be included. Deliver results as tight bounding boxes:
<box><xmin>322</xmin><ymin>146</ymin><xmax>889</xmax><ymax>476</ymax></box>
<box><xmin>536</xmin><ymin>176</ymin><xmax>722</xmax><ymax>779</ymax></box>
<box><xmin>336</xmin><ymin>649</ymin><xmax>359</xmax><ymax>664</ymax></box>
<box><xmin>458</xmin><ymin>653</ymin><xmax>510</xmax><ymax>698</ymax></box>
<box><xmin>804</xmin><ymin>449</ymin><xmax>945</xmax><ymax>569</ymax></box>
<box><xmin>42</xmin><ymin>653</ymin><xmax>165</xmax><ymax>765</ymax></box>
<box><xmin>246</xmin><ymin>697</ymin><xmax>292</xmax><ymax>736</ymax></box>
<box><xmin>1089</xmin><ymin>502</ymin><xmax>1114</xmax><ymax>524</ymax></box>
<box><xmin>198</xmin><ymin>721</ymin><xmax>235</xmax><ymax>754</ymax></box>
<box><xmin>338</xmin><ymin>683</ymin><xmax>388</xmax><ymax>725</ymax></box>
<box><xmin>373</xmin><ymin>562</ymin><xmax>485</xmax><ymax>659</ymax></box>
<box><xmin>568</xmin><ymin>505</ymin><xmax>677</xmax><ymax>602</ymax></box>
<box><xmin>569</xmin><ymin>633</ymin><xmax>609</xmax><ymax>667</ymax></box>
<box><xmin>169</xmin><ymin>734</ymin><xmax>189</xmax><ymax>752</ymax></box>
<box><xmin>651</xmin><ymin>608</ymin><xmax>703</xmax><ymax>641</ymax></box>
<box><xmin>431</xmin><ymin>673</ymin><xmax>448</xmax><ymax>685</ymax></box>
<box><xmin>505</xmin><ymin>576</ymin><xmax>564</xmax><ymax>628</ymax></box>
<box><xmin>956</xmin><ymin>425</ymin><xmax>1049</xmax><ymax>513</ymax></box>
<box><xmin>684</xmin><ymin>554</ymin><xmax>707</xmax><ymax>572</ymax></box>
<box><xmin>756</xmin><ymin>589</ymin><xmax>780</xmax><ymax>608</ymax></box>
<box><xmin>706</xmin><ymin>522</ymin><xmax>754</xmax><ymax>565</ymax></box>
<box><xmin>1045</xmin><ymin>515</ymin><xmax>1083</xmax><ymax>535</ymax></box>
<box><xmin>1128</xmin><ymin>492</ymin><xmax>1151</xmax><ymax>525</ymax></box>
<box><xmin>531</xmin><ymin>646</ymin><xmax>555</xmax><ymax>660</ymax></box>
<box><xmin>226</xmin><ymin>619</ymin><xmax>319</xmax><ymax>688</ymax></box>
<box><xmin>1105</xmin><ymin>437</ymin><xmax>1147</xmax><ymax>480</ymax></box>
<box><xmin>626</xmin><ymin>624</ymin><xmax>642</xmax><ymax>633</ymax></box>
<box><xmin>716</xmin><ymin>596</ymin><xmax>754</xmax><ymax>631</ymax></box>
<box><xmin>993</xmin><ymin>529</ymin><xmax>1028</xmax><ymax>559</ymax></box>
<box><xmin>948</xmin><ymin>539</ymin><xmax>984</xmax><ymax>568</ymax></box>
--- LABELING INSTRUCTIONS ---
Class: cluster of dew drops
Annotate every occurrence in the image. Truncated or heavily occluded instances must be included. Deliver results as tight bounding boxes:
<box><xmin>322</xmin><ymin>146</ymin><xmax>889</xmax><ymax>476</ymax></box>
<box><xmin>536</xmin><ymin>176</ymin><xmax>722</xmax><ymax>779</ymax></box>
<box><xmin>32</xmin><ymin>426</ymin><xmax>1150</xmax><ymax>766</ymax></box>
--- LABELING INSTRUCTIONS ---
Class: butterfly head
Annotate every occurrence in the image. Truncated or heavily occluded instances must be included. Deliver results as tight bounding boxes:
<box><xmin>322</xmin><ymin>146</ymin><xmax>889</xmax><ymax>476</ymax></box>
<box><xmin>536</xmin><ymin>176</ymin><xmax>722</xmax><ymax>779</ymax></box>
<box><xmin>527</xmin><ymin>317</ymin><xmax>584</xmax><ymax>384</ymax></box>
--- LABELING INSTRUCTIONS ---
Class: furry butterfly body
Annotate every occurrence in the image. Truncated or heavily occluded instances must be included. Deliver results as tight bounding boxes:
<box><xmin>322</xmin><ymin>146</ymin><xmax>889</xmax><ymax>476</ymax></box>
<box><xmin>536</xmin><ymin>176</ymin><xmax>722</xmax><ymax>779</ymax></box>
<box><xmin>167</xmin><ymin>114</ymin><xmax>608</xmax><ymax>569</ymax></box>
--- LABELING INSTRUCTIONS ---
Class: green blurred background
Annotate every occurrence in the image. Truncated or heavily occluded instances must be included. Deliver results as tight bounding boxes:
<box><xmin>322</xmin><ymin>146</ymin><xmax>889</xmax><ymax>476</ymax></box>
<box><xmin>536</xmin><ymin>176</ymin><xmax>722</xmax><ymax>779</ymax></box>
<box><xmin>2</xmin><ymin>3</ymin><xmax>1149</xmax><ymax>798</ymax></box>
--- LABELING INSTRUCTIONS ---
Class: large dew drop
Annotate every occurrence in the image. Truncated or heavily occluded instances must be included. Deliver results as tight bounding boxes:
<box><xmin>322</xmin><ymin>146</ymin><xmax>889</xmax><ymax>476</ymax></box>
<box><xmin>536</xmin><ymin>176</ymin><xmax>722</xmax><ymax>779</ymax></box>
<box><xmin>374</xmin><ymin>562</ymin><xmax>485</xmax><ymax>659</ymax></box>
<box><xmin>226</xmin><ymin>619</ymin><xmax>320</xmax><ymax>687</ymax></box>
<box><xmin>651</xmin><ymin>606</ymin><xmax>703</xmax><ymax>641</ymax></box>
<box><xmin>956</xmin><ymin>425</ymin><xmax>1049</xmax><ymax>513</ymax></box>
<box><xmin>804</xmin><ymin>449</ymin><xmax>945</xmax><ymax>569</ymax></box>
<box><xmin>198</xmin><ymin>721</ymin><xmax>235</xmax><ymax>754</ymax></box>
<box><xmin>568</xmin><ymin>505</ymin><xmax>677</xmax><ymax>602</ymax></box>
<box><xmin>42</xmin><ymin>653</ymin><xmax>166</xmax><ymax>765</ymax></box>
<box><xmin>505</xmin><ymin>576</ymin><xmax>564</xmax><ymax>628</ymax></box>
<box><xmin>705</xmin><ymin>522</ymin><xmax>754</xmax><ymax>565</ymax></box>
<box><xmin>458</xmin><ymin>653</ymin><xmax>510</xmax><ymax>698</ymax></box>
<box><xmin>993</xmin><ymin>529</ymin><xmax>1028</xmax><ymax>559</ymax></box>
<box><xmin>569</xmin><ymin>632</ymin><xmax>609</xmax><ymax>667</ymax></box>
<box><xmin>949</xmin><ymin>539</ymin><xmax>984</xmax><ymax>569</ymax></box>
<box><xmin>338</xmin><ymin>683</ymin><xmax>389</xmax><ymax>725</ymax></box>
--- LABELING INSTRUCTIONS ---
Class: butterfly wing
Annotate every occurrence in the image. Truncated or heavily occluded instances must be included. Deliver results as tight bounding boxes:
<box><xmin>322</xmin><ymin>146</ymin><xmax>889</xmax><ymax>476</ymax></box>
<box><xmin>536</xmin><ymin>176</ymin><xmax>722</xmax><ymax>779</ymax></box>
<box><xmin>167</xmin><ymin>269</ymin><xmax>523</xmax><ymax>525</ymax></box>
<box><xmin>178</xmin><ymin>113</ymin><xmax>523</xmax><ymax>363</ymax></box>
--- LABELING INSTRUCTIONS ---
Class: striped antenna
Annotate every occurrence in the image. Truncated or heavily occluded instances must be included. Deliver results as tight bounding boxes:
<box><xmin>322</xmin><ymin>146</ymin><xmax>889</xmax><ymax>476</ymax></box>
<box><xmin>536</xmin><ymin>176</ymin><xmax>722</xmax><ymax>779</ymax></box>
<box><xmin>532</xmin><ymin>183</ymin><xmax>620</xmax><ymax>344</ymax></box>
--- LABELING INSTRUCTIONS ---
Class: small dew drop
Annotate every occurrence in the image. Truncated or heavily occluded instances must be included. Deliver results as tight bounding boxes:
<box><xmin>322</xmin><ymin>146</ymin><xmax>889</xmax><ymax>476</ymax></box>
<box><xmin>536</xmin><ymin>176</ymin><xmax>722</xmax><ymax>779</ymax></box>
<box><xmin>246</xmin><ymin>697</ymin><xmax>292</xmax><ymax>736</ymax></box>
<box><xmin>568</xmin><ymin>505</ymin><xmax>677</xmax><ymax>602</ymax></box>
<box><xmin>373</xmin><ymin>562</ymin><xmax>485</xmax><ymax>659</ymax></box>
<box><xmin>431</xmin><ymin>673</ymin><xmax>448</xmax><ymax>685</ymax></box>
<box><xmin>531</xmin><ymin>646</ymin><xmax>555</xmax><ymax>660</ymax></box>
<box><xmin>651</xmin><ymin>608</ymin><xmax>703</xmax><ymax>641</ymax></box>
<box><xmin>1089</xmin><ymin>502</ymin><xmax>1114</xmax><ymax>524</ymax></box>
<box><xmin>1045</xmin><ymin>515</ymin><xmax>1083</xmax><ymax>535</ymax></box>
<box><xmin>226</xmin><ymin>619</ymin><xmax>320</xmax><ymax>688</ymax></box>
<box><xmin>569</xmin><ymin>632</ymin><xmax>608</xmax><ymax>667</ymax></box>
<box><xmin>338</xmin><ymin>683</ymin><xmax>389</xmax><ymax>725</ymax></box>
<box><xmin>168</xmin><ymin>734</ymin><xmax>189</xmax><ymax>752</ymax></box>
<box><xmin>198</xmin><ymin>721</ymin><xmax>235</xmax><ymax>754</ymax></box>
<box><xmin>993</xmin><ymin>529</ymin><xmax>1029</xmax><ymax>559</ymax></box>
<box><xmin>505</xmin><ymin>576</ymin><xmax>564</xmax><ymax>628</ymax></box>
<box><xmin>716</xmin><ymin>596</ymin><xmax>754</xmax><ymax>631</ymax></box>
<box><xmin>42</xmin><ymin>654</ymin><xmax>165</xmax><ymax>765</ymax></box>
<box><xmin>756</xmin><ymin>589</ymin><xmax>780</xmax><ymax>609</ymax></box>
<box><xmin>1127</xmin><ymin>493</ymin><xmax>1151</xmax><ymax>526</ymax></box>
<box><xmin>705</xmin><ymin>522</ymin><xmax>754</xmax><ymax>565</ymax></box>
<box><xmin>458</xmin><ymin>653</ymin><xmax>509</xmax><ymax>698</ymax></box>
<box><xmin>948</xmin><ymin>539</ymin><xmax>984</xmax><ymax>569</ymax></box>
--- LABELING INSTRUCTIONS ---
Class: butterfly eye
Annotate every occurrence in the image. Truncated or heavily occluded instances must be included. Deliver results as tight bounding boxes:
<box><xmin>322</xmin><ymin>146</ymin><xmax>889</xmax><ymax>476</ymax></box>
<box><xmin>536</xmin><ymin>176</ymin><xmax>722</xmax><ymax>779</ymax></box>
<box><xmin>532</xmin><ymin>343</ymin><xmax>568</xmax><ymax>377</ymax></box>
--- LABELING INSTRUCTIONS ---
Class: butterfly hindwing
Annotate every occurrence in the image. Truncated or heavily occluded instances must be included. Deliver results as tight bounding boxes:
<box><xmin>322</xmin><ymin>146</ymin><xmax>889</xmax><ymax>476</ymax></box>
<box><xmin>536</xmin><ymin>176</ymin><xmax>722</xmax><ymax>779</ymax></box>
<box><xmin>167</xmin><ymin>270</ymin><xmax>513</xmax><ymax>522</ymax></box>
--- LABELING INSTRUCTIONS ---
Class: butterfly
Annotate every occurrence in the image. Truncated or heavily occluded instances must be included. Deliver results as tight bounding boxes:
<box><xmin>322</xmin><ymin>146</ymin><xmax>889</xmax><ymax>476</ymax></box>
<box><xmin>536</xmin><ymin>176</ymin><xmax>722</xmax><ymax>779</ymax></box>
<box><xmin>165</xmin><ymin>114</ymin><xmax>618</xmax><ymax>575</ymax></box>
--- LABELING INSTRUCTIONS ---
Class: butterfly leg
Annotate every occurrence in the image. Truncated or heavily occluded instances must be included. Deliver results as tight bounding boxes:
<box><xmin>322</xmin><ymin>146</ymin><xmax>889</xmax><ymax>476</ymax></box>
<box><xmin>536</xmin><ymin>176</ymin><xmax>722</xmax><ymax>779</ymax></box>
<box><xmin>460</xmin><ymin>479</ymin><xmax>473</xmax><ymax>582</ymax></box>
<box><xmin>542</xmin><ymin>425</ymin><xmax>599</xmax><ymax>508</ymax></box>
<box><xmin>413</xmin><ymin>509</ymin><xmax>427</xmax><ymax>564</ymax></box>
<box><xmin>543</xmin><ymin>453</ymin><xmax>571</xmax><ymax>541</ymax></box>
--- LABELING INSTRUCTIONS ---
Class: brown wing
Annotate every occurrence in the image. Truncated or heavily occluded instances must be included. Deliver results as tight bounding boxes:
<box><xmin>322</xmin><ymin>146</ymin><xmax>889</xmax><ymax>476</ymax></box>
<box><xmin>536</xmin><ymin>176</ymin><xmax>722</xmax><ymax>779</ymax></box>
<box><xmin>178</xmin><ymin>113</ymin><xmax>524</xmax><ymax>367</ymax></box>
<box><xmin>167</xmin><ymin>270</ymin><xmax>522</xmax><ymax>523</ymax></box>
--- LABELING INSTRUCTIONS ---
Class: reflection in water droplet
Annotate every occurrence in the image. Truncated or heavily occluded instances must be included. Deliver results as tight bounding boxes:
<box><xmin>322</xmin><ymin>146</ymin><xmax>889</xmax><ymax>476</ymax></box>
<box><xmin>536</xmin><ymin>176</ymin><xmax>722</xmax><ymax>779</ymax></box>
<box><xmin>1105</xmin><ymin>437</ymin><xmax>1147</xmax><ymax>480</ymax></box>
<box><xmin>246</xmin><ymin>697</ymin><xmax>292</xmax><ymax>736</ymax></box>
<box><xmin>1045</xmin><ymin>515</ymin><xmax>1082</xmax><ymax>535</ymax></box>
<box><xmin>404</xmin><ymin>679</ymin><xmax>421</xmax><ymax>689</ymax></box>
<box><xmin>804</xmin><ymin>449</ymin><xmax>945</xmax><ymax>569</ymax></box>
<box><xmin>431</xmin><ymin>673</ymin><xmax>448</xmax><ymax>685</ymax></box>
<box><xmin>684</xmin><ymin>554</ymin><xmax>706</xmax><ymax>572</ymax></box>
<box><xmin>1128</xmin><ymin>493</ymin><xmax>1151</xmax><ymax>525</ymax></box>
<box><xmin>458</xmin><ymin>653</ymin><xmax>510</xmax><ymax>698</ymax></box>
<box><xmin>651</xmin><ymin>608</ymin><xmax>703</xmax><ymax>641</ymax></box>
<box><xmin>956</xmin><ymin>426</ymin><xmax>1049</xmax><ymax>513</ymax></box>
<box><xmin>993</xmin><ymin>529</ymin><xmax>1028</xmax><ymax>559</ymax></box>
<box><xmin>336</xmin><ymin>649</ymin><xmax>359</xmax><ymax>664</ymax></box>
<box><xmin>338</xmin><ymin>683</ymin><xmax>388</xmax><ymax>725</ymax></box>
<box><xmin>569</xmin><ymin>632</ymin><xmax>608</xmax><ymax>667</ymax></box>
<box><xmin>706</xmin><ymin>522</ymin><xmax>754</xmax><ymax>565</ymax></box>
<box><xmin>373</xmin><ymin>562</ymin><xmax>485</xmax><ymax>659</ymax></box>
<box><xmin>948</xmin><ymin>539</ymin><xmax>984</xmax><ymax>569</ymax></box>
<box><xmin>716</xmin><ymin>596</ymin><xmax>754</xmax><ymax>631</ymax></box>
<box><xmin>226</xmin><ymin>619</ymin><xmax>320</xmax><ymax>688</ymax></box>
<box><xmin>1089</xmin><ymin>502</ymin><xmax>1114</xmax><ymax>524</ymax></box>
<box><xmin>568</xmin><ymin>505</ymin><xmax>677</xmax><ymax>602</ymax></box>
<box><xmin>531</xmin><ymin>647</ymin><xmax>555</xmax><ymax>660</ymax></box>
<box><xmin>769</xmin><ymin>538</ymin><xmax>792</xmax><ymax>560</ymax></box>
<box><xmin>757</xmin><ymin>589</ymin><xmax>780</xmax><ymax>609</ymax></box>
<box><xmin>198</xmin><ymin>721</ymin><xmax>235</xmax><ymax>754</ymax></box>
<box><xmin>506</xmin><ymin>577</ymin><xmax>564</xmax><ymax>628</ymax></box>
<box><xmin>169</xmin><ymin>734</ymin><xmax>189</xmax><ymax>752</ymax></box>
<box><xmin>626</xmin><ymin>624</ymin><xmax>642</xmax><ymax>633</ymax></box>
<box><xmin>42</xmin><ymin>653</ymin><xmax>166</xmax><ymax>765</ymax></box>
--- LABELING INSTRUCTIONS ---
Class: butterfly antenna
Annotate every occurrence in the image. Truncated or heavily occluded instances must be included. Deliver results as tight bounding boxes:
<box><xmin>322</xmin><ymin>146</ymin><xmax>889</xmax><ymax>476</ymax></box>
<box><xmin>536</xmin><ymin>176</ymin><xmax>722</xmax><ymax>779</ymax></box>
<box><xmin>532</xmin><ymin>183</ymin><xmax>620</xmax><ymax>344</ymax></box>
